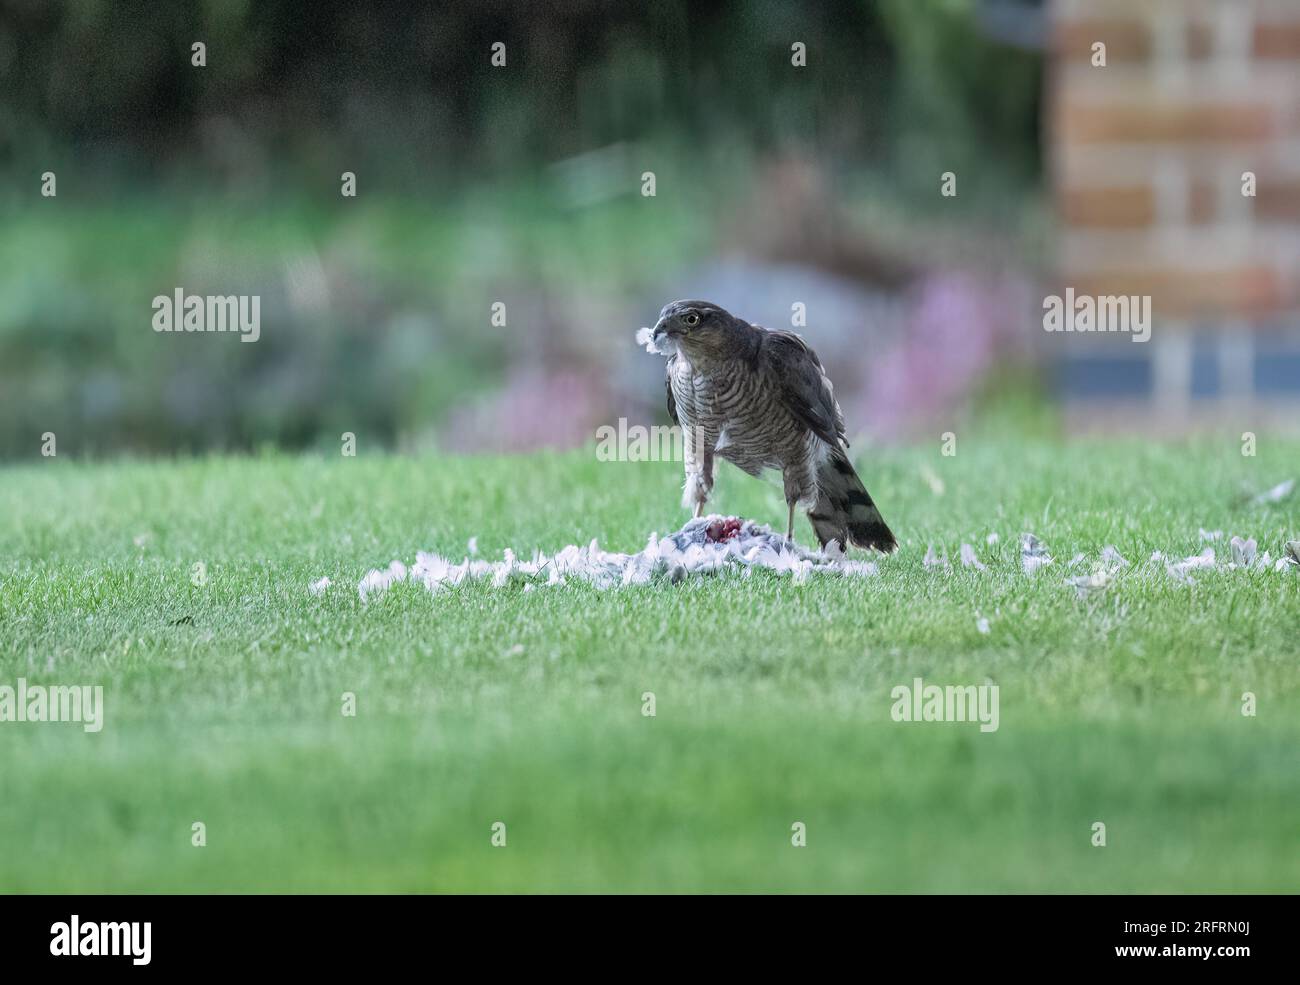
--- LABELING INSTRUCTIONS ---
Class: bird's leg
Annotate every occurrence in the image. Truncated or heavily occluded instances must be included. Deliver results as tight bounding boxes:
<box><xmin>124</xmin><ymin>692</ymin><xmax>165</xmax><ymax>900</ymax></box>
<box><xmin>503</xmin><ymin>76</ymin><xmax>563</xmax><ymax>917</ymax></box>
<box><xmin>701</xmin><ymin>447</ymin><xmax>714</xmax><ymax>517</ymax></box>
<box><xmin>683</xmin><ymin>466</ymin><xmax>711</xmax><ymax>517</ymax></box>
<box><xmin>683</xmin><ymin>428</ymin><xmax>715</xmax><ymax>518</ymax></box>
<box><xmin>690</xmin><ymin>454</ymin><xmax>714</xmax><ymax>518</ymax></box>
<box><xmin>782</xmin><ymin>470</ymin><xmax>800</xmax><ymax>545</ymax></box>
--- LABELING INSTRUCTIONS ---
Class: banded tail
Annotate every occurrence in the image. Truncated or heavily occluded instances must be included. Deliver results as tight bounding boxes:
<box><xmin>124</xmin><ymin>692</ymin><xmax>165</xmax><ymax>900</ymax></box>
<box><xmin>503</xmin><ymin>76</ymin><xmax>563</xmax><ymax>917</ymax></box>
<box><xmin>808</xmin><ymin>451</ymin><xmax>897</xmax><ymax>553</ymax></box>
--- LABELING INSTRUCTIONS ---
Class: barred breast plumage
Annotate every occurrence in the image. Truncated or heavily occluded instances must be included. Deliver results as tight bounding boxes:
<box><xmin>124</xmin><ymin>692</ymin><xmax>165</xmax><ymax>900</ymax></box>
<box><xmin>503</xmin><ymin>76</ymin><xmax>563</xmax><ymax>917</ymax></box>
<box><xmin>668</xmin><ymin>353</ymin><xmax>815</xmax><ymax>478</ymax></box>
<box><xmin>652</xmin><ymin>299</ymin><xmax>896</xmax><ymax>553</ymax></box>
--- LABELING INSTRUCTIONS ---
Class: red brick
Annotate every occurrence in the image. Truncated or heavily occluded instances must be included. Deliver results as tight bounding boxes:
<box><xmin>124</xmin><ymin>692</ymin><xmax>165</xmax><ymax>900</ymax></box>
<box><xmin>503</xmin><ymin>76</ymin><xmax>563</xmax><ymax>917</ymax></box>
<box><xmin>1186</xmin><ymin>20</ymin><xmax>1215</xmax><ymax>59</ymax></box>
<box><xmin>1056</xmin><ymin>18</ymin><xmax>1217</xmax><ymax>61</ymax></box>
<box><xmin>1054</xmin><ymin>19</ymin><xmax>1149</xmax><ymax>61</ymax></box>
<box><xmin>1060</xmin><ymin>185</ymin><xmax>1156</xmax><ymax>228</ymax></box>
<box><xmin>1066</xmin><ymin>267</ymin><xmax>1288</xmax><ymax>317</ymax></box>
<box><xmin>1254</xmin><ymin>21</ymin><xmax>1300</xmax><ymax>58</ymax></box>
<box><xmin>1188</xmin><ymin>182</ymin><xmax>1218</xmax><ymax>223</ymax></box>
<box><xmin>1255</xmin><ymin>178</ymin><xmax>1300</xmax><ymax>221</ymax></box>
<box><xmin>1058</xmin><ymin>100</ymin><xmax>1276</xmax><ymax>143</ymax></box>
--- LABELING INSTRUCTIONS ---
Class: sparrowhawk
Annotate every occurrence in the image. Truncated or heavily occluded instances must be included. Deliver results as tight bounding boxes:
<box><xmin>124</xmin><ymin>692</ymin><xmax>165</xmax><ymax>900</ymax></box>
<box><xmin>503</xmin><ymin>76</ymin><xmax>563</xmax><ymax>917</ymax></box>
<box><xmin>649</xmin><ymin>299</ymin><xmax>897</xmax><ymax>552</ymax></box>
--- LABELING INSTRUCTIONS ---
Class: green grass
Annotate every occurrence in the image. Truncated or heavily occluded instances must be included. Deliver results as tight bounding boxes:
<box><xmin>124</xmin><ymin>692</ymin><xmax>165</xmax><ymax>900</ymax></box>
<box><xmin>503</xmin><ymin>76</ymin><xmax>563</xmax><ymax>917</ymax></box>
<box><xmin>1</xmin><ymin>441</ymin><xmax>1297</xmax><ymax>892</ymax></box>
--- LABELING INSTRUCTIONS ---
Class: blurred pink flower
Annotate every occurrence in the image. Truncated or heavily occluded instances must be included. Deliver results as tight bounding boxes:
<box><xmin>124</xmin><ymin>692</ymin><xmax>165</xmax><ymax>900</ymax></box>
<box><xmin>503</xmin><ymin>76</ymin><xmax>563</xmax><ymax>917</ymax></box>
<box><xmin>855</xmin><ymin>270</ymin><xmax>1030</xmax><ymax>439</ymax></box>
<box><xmin>442</xmin><ymin>367</ymin><xmax>607</xmax><ymax>452</ymax></box>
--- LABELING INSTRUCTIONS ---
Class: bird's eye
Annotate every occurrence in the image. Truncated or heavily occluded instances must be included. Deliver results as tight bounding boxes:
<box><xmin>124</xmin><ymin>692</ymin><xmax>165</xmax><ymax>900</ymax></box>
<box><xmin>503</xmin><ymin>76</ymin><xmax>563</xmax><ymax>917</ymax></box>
<box><xmin>684</xmin><ymin>312</ymin><xmax>700</xmax><ymax>327</ymax></box>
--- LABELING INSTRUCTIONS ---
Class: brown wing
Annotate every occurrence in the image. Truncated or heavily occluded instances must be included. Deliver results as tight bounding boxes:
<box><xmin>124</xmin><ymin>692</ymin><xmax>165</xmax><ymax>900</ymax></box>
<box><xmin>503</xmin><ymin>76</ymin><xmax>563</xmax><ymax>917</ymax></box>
<box><xmin>664</xmin><ymin>353</ymin><xmax>679</xmax><ymax>426</ymax></box>
<box><xmin>761</xmin><ymin>330</ymin><xmax>848</xmax><ymax>449</ymax></box>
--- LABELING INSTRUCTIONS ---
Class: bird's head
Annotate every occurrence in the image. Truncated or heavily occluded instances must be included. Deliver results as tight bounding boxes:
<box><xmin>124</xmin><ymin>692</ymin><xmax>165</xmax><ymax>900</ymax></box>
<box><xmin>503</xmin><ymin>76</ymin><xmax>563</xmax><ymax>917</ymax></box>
<box><xmin>651</xmin><ymin>300</ymin><xmax>742</xmax><ymax>360</ymax></box>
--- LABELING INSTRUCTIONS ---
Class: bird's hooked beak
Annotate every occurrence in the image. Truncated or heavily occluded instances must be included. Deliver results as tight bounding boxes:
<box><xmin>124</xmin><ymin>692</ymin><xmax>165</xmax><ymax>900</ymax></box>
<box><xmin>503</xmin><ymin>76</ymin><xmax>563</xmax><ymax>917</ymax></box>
<box><xmin>651</xmin><ymin>316</ymin><xmax>674</xmax><ymax>342</ymax></box>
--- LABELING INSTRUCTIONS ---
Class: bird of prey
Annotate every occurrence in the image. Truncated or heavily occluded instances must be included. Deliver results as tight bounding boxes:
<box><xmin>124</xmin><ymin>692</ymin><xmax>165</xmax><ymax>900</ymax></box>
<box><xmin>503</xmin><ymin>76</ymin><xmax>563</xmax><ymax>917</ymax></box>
<box><xmin>647</xmin><ymin>299</ymin><xmax>897</xmax><ymax>552</ymax></box>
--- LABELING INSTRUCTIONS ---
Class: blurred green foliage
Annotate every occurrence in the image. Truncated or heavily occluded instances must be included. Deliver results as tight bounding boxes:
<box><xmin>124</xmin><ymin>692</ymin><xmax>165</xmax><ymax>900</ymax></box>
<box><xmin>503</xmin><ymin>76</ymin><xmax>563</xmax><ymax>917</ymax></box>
<box><xmin>0</xmin><ymin>0</ymin><xmax>1043</xmax><ymax>457</ymax></box>
<box><xmin>1</xmin><ymin>0</ymin><xmax>901</xmax><ymax>191</ymax></box>
<box><xmin>880</xmin><ymin>0</ymin><xmax>1042</xmax><ymax>204</ymax></box>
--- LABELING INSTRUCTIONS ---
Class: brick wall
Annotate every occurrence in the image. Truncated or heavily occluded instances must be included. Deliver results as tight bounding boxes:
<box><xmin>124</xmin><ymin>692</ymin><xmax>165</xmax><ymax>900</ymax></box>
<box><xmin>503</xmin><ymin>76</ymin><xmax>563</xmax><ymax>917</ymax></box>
<box><xmin>1047</xmin><ymin>0</ymin><xmax>1300</xmax><ymax>425</ymax></box>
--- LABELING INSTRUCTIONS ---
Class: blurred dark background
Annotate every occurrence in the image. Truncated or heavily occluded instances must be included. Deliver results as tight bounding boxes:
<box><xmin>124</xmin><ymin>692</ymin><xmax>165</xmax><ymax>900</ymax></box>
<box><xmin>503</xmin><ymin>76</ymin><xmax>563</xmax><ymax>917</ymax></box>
<box><xmin>0</xmin><ymin>0</ymin><xmax>1053</xmax><ymax>458</ymax></box>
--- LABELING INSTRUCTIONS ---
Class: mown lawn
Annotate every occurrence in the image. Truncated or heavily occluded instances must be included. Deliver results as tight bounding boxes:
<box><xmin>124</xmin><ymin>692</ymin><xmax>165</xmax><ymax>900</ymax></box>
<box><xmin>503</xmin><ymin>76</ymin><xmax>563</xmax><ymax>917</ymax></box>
<box><xmin>1</xmin><ymin>440</ymin><xmax>1297</xmax><ymax>892</ymax></box>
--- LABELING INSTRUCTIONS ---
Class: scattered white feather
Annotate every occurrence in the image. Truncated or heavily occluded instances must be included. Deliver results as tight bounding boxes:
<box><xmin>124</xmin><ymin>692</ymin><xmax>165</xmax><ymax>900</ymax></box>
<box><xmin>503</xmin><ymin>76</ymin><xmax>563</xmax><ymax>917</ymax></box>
<box><xmin>356</xmin><ymin>515</ymin><xmax>880</xmax><ymax>599</ymax></box>
<box><xmin>839</xmin><ymin>559</ymin><xmax>880</xmax><ymax>577</ymax></box>
<box><xmin>1199</xmin><ymin>528</ymin><xmax>1223</xmax><ymax>542</ymax></box>
<box><xmin>1166</xmin><ymin>547</ymin><xmax>1216</xmax><ymax>583</ymax></box>
<box><xmin>1023</xmin><ymin>556</ymin><xmax>1052</xmax><ymax>575</ymax></box>
<box><xmin>1250</xmin><ymin>478</ymin><xmax>1295</xmax><ymax>505</ymax></box>
<box><xmin>923</xmin><ymin>544</ymin><xmax>950</xmax><ymax>570</ymax></box>
<box><xmin>1275</xmin><ymin>542</ymin><xmax>1299</xmax><ymax>573</ymax></box>
<box><xmin>352</xmin><ymin>519</ymin><xmax>1296</xmax><ymax>601</ymax></box>
<box><xmin>1229</xmin><ymin>536</ymin><xmax>1257</xmax><ymax>567</ymax></box>
<box><xmin>919</xmin><ymin>464</ymin><xmax>945</xmax><ymax>496</ymax></box>
<box><xmin>976</xmin><ymin>616</ymin><xmax>990</xmax><ymax>635</ymax></box>
<box><xmin>1154</xmin><ymin>536</ymin><xmax>1296</xmax><ymax>582</ymax></box>
<box><xmin>467</xmin><ymin>536</ymin><xmax>478</xmax><ymax>555</ymax></box>
<box><xmin>1067</xmin><ymin>568</ymin><xmax>1111</xmax><ymax>598</ymax></box>
<box><xmin>959</xmin><ymin>543</ymin><xmax>987</xmax><ymax>571</ymax></box>
<box><xmin>357</xmin><ymin>569</ymin><xmax>391</xmax><ymax>601</ymax></box>
<box><xmin>635</xmin><ymin>325</ymin><xmax>675</xmax><ymax>356</ymax></box>
<box><xmin>309</xmin><ymin>576</ymin><xmax>332</xmax><ymax>595</ymax></box>
<box><xmin>358</xmin><ymin>560</ymin><xmax>409</xmax><ymax>600</ymax></box>
<box><xmin>1020</xmin><ymin>533</ymin><xmax>1052</xmax><ymax>575</ymax></box>
<box><xmin>1100</xmin><ymin>545</ymin><xmax>1129</xmax><ymax>567</ymax></box>
<box><xmin>1065</xmin><ymin>545</ymin><xmax>1132</xmax><ymax>598</ymax></box>
<box><xmin>985</xmin><ymin>532</ymin><xmax>999</xmax><ymax>546</ymax></box>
